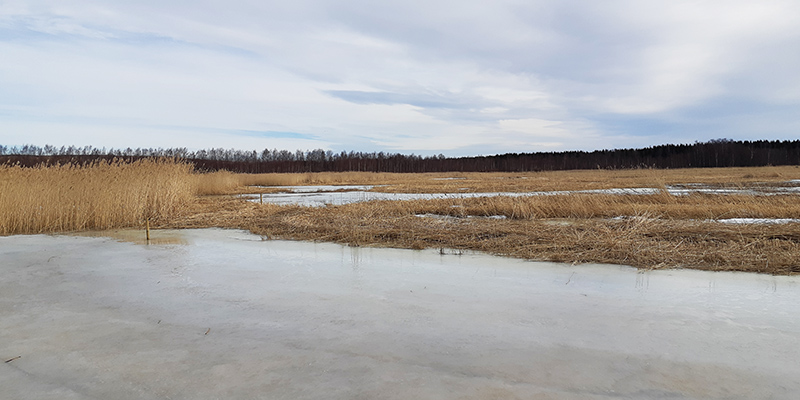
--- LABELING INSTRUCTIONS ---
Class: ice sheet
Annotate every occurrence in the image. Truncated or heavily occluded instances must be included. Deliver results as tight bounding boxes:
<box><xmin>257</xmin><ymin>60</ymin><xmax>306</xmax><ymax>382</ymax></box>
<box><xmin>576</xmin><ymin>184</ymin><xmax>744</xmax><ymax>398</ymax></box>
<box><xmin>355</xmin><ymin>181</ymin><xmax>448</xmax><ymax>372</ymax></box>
<box><xmin>2</xmin><ymin>229</ymin><xmax>799</xmax><ymax>399</ymax></box>
<box><xmin>242</xmin><ymin>183</ymin><xmax>800</xmax><ymax>206</ymax></box>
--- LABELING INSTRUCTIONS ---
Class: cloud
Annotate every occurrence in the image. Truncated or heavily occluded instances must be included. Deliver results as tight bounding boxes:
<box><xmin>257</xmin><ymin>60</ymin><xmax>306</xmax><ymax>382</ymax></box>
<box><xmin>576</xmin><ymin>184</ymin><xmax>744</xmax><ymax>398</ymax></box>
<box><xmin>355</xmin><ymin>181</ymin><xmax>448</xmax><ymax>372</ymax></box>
<box><xmin>325</xmin><ymin>90</ymin><xmax>470</xmax><ymax>109</ymax></box>
<box><xmin>1</xmin><ymin>0</ymin><xmax>799</xmax><ymax>156</ymax></box>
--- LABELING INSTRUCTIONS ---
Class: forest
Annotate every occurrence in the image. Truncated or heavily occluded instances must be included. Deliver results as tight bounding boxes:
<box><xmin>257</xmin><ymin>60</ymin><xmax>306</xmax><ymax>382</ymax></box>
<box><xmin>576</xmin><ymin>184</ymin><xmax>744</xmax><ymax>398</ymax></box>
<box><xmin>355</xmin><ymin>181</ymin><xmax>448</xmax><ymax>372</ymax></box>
<box><xmin>2</xmin><ymin>139</ymin><xmax>799</xmax><ymax>173</ymax></box>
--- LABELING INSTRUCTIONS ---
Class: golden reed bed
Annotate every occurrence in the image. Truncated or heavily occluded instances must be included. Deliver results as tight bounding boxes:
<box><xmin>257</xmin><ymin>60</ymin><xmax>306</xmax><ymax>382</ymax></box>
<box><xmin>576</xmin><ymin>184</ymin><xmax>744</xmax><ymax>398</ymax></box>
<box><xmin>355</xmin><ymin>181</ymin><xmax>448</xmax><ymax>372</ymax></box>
<box><xmin>0</xmin><ymin>159</ymin><xmax>194</xmax><ymax>234</ymax></box>
<box><xmin>232</xmin><ymin>166</ymin><xmax>800</xmax><ymax>193</ymax></box>
<box><xmin>2</xmin><ymin>160</ymin><xmax>799</xmax><ymax>273</ymax></box>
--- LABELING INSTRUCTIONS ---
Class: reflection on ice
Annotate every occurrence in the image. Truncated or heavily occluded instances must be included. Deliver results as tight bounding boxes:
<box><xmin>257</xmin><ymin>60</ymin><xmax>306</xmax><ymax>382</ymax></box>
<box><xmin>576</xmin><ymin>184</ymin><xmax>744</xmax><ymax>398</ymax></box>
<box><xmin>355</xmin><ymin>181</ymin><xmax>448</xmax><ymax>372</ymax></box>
<box><xmin>71</xmin><ymin>228</ymin><xmax>189</xmax><ymax>245</ymax></box>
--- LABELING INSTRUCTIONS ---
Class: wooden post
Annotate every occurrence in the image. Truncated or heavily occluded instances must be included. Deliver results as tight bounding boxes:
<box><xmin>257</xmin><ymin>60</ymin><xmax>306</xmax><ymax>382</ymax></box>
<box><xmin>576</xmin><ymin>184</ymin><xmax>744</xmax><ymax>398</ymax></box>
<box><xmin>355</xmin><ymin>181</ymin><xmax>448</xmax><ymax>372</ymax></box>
<box><xmin>146</xmin><ymin>219</ymin><xmax>151</xmax><ymax>243</ymax></box>
<box><xmin>260</xmin><ymin>193</ymin><xmax>263</xmax><ymax>204</ymax></box>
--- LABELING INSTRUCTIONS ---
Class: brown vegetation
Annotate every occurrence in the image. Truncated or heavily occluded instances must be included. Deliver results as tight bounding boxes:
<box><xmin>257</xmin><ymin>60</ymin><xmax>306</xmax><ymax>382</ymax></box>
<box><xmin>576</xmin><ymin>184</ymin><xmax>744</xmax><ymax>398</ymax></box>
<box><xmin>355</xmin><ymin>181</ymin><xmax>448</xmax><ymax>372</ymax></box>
<box><xmin>3</xmin><ymin>160</ymin><xmax>799</xmax><ymax>274</ymax></box>
<box><xmin>415</xmin><ymin>192</ymin><xmax>800</xmax><ymax>220</ymax></box>
<box><xmin>193</xmin><ymin>170</ymin><xmax>241</xmax><ymax>195</ymax></box>
<box><xmin>163</xmin><ymin>193</ymin><xmax>800</xmax><ymax>274</ymax></box>
<box><xmin>0</xmin><ymin>159</ymin><xmax>194</xmax><ymax>235</ymax></box>
<box><xmin>229</xmin><ymin>165</ymin><xmax>800</xmax><ymax>194</ymax></box>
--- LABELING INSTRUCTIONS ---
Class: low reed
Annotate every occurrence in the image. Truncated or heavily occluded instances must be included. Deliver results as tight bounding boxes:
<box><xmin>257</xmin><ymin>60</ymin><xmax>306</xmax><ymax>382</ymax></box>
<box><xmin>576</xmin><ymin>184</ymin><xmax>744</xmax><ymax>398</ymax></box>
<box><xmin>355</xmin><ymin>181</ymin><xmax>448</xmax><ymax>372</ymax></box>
<box><xmin>219</xmin><ymin>166</ymin><xmax>800</xmax><ymax>195</ymax></box>
<box><xmin>238</xmin><ymin>171</ymin><xmax>404</xmax><ymax>188</ymax></box>
<box><xmin>164</xmin><ymin>192</ymin><xmax>800</xmax><ymax>274</ymax></box>
<box><xmin>0</xmin><ymin>158</ymin><xmax>194</xmax><ymax>235</ymax></box>
<box><xmin>406</xmin><ymin>192</ymin><xmax>800</xmax><ymax>220</ymax></box>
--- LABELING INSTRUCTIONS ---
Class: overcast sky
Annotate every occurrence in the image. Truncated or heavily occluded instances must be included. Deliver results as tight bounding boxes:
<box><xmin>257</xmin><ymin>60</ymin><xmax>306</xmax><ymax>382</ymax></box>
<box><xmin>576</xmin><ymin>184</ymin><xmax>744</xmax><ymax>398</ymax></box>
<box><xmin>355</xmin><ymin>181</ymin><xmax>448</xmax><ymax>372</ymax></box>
<box><xmin>2</xmin><ymin>1</ymin><xmax>799</xmax><ymax>156</ymax></box>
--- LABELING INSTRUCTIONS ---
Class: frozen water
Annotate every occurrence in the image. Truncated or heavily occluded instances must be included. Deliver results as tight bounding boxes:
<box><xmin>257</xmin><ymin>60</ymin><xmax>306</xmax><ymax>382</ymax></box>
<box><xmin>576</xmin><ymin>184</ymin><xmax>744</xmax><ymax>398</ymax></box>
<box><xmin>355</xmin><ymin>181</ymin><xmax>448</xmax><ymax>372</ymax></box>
<box><xmin>2</xmin><ymin>229</ymin><xmax>800</xmax><ymax>399</ymax></box>
<box><xmin>258</xmin><ymin>184</ymin><xmax>379</xmax><ymax>193</ymax></box>
<box><xmin>242</xmin><ymin>189</ymin><xmax>658</xmax><ymax>207</ymax></box>
<box><xmin>241</xmin><ymin>190</ymin><xmax>531</xmax><ymax>206</ymax></box>
<box><xmin>610</xmin><ymin>216</ymin><xmax>800</xmax><ymax>225</ymax></box>
<box><xmin>715</xmin><ymin>218</ymin><xmax>800</xmax><ymax>224</ymax></box>
<box><xmin>415</xmin><ymin>213</ymin><xmax>508</xmax><ymax>220</ymax></box>
<box><xmin>243</xmin><ymin>183</ymin><xmax>800</xmax><ymax>207</ymax></box>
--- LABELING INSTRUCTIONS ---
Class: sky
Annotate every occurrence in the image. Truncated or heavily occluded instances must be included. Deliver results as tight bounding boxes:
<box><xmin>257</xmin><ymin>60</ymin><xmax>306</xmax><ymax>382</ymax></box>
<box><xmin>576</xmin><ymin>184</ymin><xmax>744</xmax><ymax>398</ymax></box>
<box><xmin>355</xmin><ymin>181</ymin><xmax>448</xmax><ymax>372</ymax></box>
<box><xmin>1</xmin><ymin>0</ymin><xmax>799</xmax><ymax>156</ymax></box>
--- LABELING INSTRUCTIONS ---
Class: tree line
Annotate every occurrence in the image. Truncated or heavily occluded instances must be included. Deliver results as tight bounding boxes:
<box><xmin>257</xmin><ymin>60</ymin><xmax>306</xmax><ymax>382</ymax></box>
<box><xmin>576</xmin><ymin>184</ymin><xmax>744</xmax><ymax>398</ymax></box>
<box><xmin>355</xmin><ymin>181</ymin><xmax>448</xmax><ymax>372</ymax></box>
<box><xmin>2</xmin><ymin>139</ymin><xmax>800</xmax><ymax>173</ymax></box>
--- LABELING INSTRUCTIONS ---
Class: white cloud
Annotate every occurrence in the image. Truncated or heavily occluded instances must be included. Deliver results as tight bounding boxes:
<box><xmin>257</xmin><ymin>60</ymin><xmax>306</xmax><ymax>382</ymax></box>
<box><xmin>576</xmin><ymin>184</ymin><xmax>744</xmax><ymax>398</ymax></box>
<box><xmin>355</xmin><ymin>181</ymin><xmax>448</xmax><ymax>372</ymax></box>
<box><xmin>1</xmin><ymin>0</ymin><xmax>799</xmax><ymax>155</ymax></box>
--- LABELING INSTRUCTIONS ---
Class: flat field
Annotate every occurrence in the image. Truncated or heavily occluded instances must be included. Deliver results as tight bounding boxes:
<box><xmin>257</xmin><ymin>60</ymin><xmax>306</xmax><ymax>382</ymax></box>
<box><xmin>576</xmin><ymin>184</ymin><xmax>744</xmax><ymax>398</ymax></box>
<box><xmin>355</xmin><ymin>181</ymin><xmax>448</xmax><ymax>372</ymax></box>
<box><xmin>2</xmin><ymin>161</ymin><xmax>799</xmax><ymax>273</ymax></box>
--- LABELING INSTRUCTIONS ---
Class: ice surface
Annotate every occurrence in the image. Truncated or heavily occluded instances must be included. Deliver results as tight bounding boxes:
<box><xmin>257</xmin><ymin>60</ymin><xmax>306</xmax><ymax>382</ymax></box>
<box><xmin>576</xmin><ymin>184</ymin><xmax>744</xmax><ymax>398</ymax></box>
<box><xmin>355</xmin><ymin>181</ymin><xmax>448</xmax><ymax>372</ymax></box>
<box><xmin>715</xmin><ymin>218</ymin><xmax>800</xmax><ymax>224</ymax></box>
<box><xmin>241</xmin><ymin>189</ymin><xmax>657</xmax><ymax>207</ymax></box>
<box><xmin>258</xmin><ymin>185</ymin><xmax>378</xmax><ymax>193</ymax></box>
<box><xmin>243</xmin><ymin>183</ymin><xmax>800</xmax><ymax>206</ymax></box>
<box><xmin>415</xmin><ymin>213</ymin><xmax>508</xmax><ymax>220</ymax></box>
<box><xmin>2</xmin><ymin>229</ymin><xmax>800</xmax><ymax>399</ymax></box>
<box><xmin>241</xmin><ymin>190</ymin><xmax>534</xmax><ymax>206</ymax></box>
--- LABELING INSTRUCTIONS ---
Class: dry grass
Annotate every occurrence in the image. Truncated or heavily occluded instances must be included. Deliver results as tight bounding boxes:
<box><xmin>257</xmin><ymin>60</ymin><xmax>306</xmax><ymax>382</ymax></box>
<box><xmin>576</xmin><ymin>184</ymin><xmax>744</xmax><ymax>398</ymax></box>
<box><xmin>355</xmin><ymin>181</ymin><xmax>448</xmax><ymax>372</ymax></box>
<box><xmin>193</xmin><ymin>170</ymin><xmax>241</xmax><ymax>195</ymax></box>
<box><xmin>216</xmin><ymin>165</ymin><xmax>800</xmax><ymax>194</ymax></box>
<box><xmin>4</xmin><ymin>161</ymin><xmax>799</xmax><ymax>274</ymax></box>
<box><xmin>162</xmin><ymin>193</ymin><xmax>800</xmax><ymax>274</ymax></box>
<box><xmin>409</xmin><ymin>192</ymin><xmax>800</xmax><ymax>220</ymax></box>
<box><xmin>237</xmin><ymin>171</ymin><xmax>410</xmax><ymax>190</ymax></box>
<box><xmin>0</xmin><ymin>159</ymin><xmax>194</xmax><ymax>235</ymax></box>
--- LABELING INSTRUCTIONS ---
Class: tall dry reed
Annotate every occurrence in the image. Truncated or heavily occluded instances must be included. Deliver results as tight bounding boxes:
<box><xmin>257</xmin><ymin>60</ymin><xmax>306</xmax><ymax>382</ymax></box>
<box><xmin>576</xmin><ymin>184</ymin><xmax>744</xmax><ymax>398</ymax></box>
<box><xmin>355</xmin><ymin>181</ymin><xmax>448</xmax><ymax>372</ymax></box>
<box><xmin>0</xmin><ymin>158</ymin><xmax>195</xmax><ymax>235</ymax></box>
<box><xmin>193</xmin><ymin>170</ymin><xmax>242</xmax><ymax>195</ymax></box>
